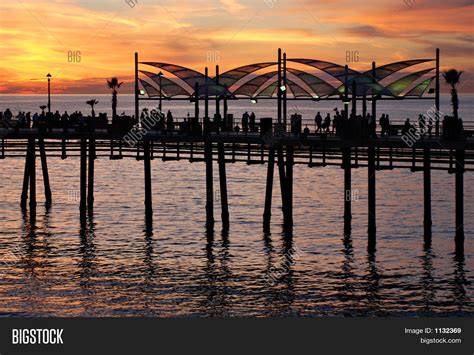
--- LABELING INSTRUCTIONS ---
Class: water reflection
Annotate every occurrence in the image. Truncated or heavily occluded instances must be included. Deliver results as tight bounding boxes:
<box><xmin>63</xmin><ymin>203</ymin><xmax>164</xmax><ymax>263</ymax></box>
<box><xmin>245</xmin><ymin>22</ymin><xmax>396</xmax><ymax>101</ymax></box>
<box><xmin>260</xmin><ymin>227</ymin><xmax>296</xmax><ymax>316</ymax></box>
<box><xmin>19</xmin><ymin>208</ymin><xmax>54</xmax><ymax>314</ymax></box>
<box><xmin>420</xmin><ymin>245</ymin><xmax>436</xmax><ymax>312</ymax></box>
<box><xmin>139</xmin><ymin>220</ymin><xmax>158</xmax><ymax>314</ymax></box>
<box><xmin>20</xmin><ymin>209</ymin><xmax>53</xmax><ymax>278</ymax></box>
<box><xmin>77</xmin><ymin>211</ymin><xmax>97</xmax><ymax>315</ymax></box>
<box><xmin>365</xmin><ymin>251</ymin><xmax>381</xmax><ymax>314</ymax></box>
<box><xmin>142</xmin><ymin>224</ymin><xmax>156</xmax><ymax>286</ymax></box>
<box><xmin>199</xmin><ymin>228</ymin><xmax>232</xmax><ymax>316</ymax></box>
<box><xmin>452</xmin><ymin>254</ymin><xmax>470</xmax><ymax>312</ymax></box>
<box><xmin>339</xmin><ymin>232</ymin><xmax>355</xmax><ymax>305</ymax></box>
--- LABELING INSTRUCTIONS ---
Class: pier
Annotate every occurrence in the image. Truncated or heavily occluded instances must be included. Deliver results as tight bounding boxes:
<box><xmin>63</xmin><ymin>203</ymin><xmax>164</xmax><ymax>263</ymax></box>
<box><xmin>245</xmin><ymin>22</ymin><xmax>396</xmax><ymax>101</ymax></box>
<box><xmin>0</xmin><ymin>48</ymin><xmax>471</xmax><ymax>256</ymax></box>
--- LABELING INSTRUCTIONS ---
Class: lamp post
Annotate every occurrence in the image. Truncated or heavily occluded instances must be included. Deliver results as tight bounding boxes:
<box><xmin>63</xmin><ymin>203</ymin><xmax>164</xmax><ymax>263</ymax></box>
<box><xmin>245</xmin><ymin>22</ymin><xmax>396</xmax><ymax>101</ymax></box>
<box><xmin>158</xmin><ymin>71</ymin><xmax>164</xmax><ymax>112</ymax></box>
<box><xmin>46</xmin><ymin>73</ymin><xmax>52</xmax><ymax>113</ymax></box>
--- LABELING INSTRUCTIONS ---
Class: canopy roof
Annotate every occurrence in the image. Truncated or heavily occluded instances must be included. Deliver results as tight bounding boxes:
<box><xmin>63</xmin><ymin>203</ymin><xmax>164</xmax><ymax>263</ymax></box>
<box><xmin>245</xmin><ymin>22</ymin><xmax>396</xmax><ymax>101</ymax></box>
<box><xmin>139</xmin><ymin>58</ymin><xmax>436</xmax><ymax>100</ymax></box>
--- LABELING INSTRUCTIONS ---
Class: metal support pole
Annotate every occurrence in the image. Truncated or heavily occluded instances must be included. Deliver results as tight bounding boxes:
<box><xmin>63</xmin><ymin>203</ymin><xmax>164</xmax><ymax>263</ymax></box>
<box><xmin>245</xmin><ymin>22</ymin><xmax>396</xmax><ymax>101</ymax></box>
<box><xmin>277</xmin><ymin>48</ymin><xmax>282</xmax><ymax>125</ymax></box>
<box><xmin>194</xmin><ymin>82</ymin><xmax>199</xmax><ymax>126</ymax></box>
<box><xmin>135</xmin><ymin>52</ymin><xmax>139</xmax><ymax>124</ymax></box>
<box><xmin>205</xmin><ymin>67</ymin><xmax>209</xmax><ymax>122</ymax></box>
<box><xmin>216</xmin><ymin>65</ymin><xmax>220</xmax><ymax>117</ymax></box>
<box><xmin>372</xmin><ymin>62</ymin><xmax>377</xmax><ymax>120</ymax></box>
<box><xmin>283</xmin><ymin>52</ymin><xmax>287</xmax><ymax>129</ymax></box>
<box><xmin>352</xmin><ymin>80</ymin><xmax>357</xmax><ymax>117</ymax></box>
<box><xmin>435</xmin><ymin>48</ymin><xmax>440</xmax><ymax>136</ymax></box>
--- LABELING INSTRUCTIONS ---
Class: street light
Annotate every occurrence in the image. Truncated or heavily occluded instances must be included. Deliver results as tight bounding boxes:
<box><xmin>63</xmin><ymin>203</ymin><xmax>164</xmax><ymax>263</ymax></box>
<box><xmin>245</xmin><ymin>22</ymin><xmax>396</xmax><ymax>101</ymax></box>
<box><xmin>46</xmin><ymin>73</ymin><xmax>52</xmax><ymax>113</ymax></box>
<box><xmin>158</xmin><ymin>71</ymin><xmax>164</xmax><ymax>112</ymax></box>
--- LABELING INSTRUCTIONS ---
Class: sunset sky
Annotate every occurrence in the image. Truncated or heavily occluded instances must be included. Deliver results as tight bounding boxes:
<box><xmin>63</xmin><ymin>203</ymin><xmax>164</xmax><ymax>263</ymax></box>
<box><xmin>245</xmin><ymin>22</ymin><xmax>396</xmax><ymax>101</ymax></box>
<box><xmin>0</xmin><ymin>0</ymin><xmax>473</xmax><ymax>94</ymax></box>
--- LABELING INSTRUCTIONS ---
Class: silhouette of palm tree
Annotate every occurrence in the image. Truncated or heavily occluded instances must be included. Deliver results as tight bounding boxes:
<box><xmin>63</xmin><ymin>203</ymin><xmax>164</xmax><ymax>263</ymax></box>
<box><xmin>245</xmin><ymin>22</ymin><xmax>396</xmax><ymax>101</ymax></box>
<box><xmin>86</xmin><ymin>99</ymin><xmax>99</xmax><ymax>117</ymax></box>
<box><xmin>106</xmin><ymin>77</ymin><xmax>123</xmax><ymax>120</ymax></box>
<box><xmin>443</xmin><ymin>69</ymin><xmax>463</xmax><ymax>119</ymax></box>
<box><xmin>39</xmin><ymin>105</ymin><xmax>47</xmax><ymax>115</ymax></box>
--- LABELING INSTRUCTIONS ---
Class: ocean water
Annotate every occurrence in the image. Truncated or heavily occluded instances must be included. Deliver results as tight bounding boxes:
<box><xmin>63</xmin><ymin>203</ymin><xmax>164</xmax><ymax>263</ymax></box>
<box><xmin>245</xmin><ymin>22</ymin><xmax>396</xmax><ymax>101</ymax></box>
<box><xmin>0</xmin><ymin>95</ymin><xmax>472</xmax><ymax>316</ymax></box>
<box><xmin>1</xmin><ymin>93</ymin><xmax>474</xmax><ymax>124</ymax></box>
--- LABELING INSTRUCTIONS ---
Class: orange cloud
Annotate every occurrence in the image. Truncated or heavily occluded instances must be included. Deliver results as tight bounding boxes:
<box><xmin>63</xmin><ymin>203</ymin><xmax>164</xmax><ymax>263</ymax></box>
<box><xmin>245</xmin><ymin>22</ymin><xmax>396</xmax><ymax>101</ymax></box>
<box><xmin>0</xmin><ymin>0</ymin><xmax>472</xmax><ymax>94</ymax></box>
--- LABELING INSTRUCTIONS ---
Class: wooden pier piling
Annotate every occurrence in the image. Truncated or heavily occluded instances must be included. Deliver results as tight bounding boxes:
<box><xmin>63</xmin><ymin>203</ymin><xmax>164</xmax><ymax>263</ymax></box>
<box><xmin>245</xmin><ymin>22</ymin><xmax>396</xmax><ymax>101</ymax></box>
<box><xmin>88</xmin><ymin>138</ymin><xmax>96</xmax><ymax>209</ymax></box>
<box><xmin>277</xmin><ymin>146</ymin><xmax>288</xmax><ymax>221</ymax></box>
<box><xmin>217</xmin><ymin>142</ymin><xmax>229</xmax><ymax>230</ymax></box>
<box><xmin>284</xmin><ymin>146</ymin><xmax>294</xmax><ymax>227</ymax></box>
<box><xmin>28</xmin><ymin>138</ymin><xmax>36</xmax><ymax>214</ymax></box>
<box><xmin>38</xmin><ymin>138</ymin><xmax>52</xmax><ymax>207</ymax></box>
<box><xmin>61</xmin><ymin>138</ymin><xmax>67</xmax><ymax>159</ymax></box>
<box><xmin>205</xmin><ymin>141</ymin><xmax>214</xmax><ymax>228</ymax></box>
<box><xmin>263</xmin><ymin>147</ymin><xmax>275</xmax><ymax>228</ymax></box>
<box><xmin>343</xmin><ymin>148</ymin><xmax>352</xmax><ymax>233</ymax></box>
<box><xmin>144</xmin><ymin>139</ymin><xmax>153</xmax><ymax>221</ymax></box>
<box><xmin>21</xmin><ymin>143</ymin><xmax>31</xmax><ymax>209</ymax></box>
<box><xmin>368</xmin><ymin>146</ymin><xmax>376</xmax><ymax>251</ymax></box>
<box><xmin>455</xmin><ymin>149</ymin><xmax>465</xmax><ymax>254</ymax></box>
<box><xmin>80</xmin><ymin>139</ymin><xmax>87</xmax><ymax>213</ymax></box>
<box><xmin>423</xmin><ymin>148</ymin><xmax>432</xmax><ymax>243</ymax></box>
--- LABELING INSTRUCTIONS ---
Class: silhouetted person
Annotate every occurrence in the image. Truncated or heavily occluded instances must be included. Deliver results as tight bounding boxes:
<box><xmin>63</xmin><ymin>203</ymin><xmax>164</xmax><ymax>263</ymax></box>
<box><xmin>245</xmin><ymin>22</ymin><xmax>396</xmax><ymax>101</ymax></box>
<box><xmin>3</xmin><ymin>108</ymin><xmax>12</xmax><ymax>121</ymax></box>
<box><xmin>402</xmin><ymin>118</ymin><xmax>412</xmax><ymax>135</ymax></box>
<box><xmin>26</xmin><ymin>112</ymin><xmax>31</xmax><ymax>128</ymax></box>
<box><xmin>214</xmin><ymin>112</ymin><xmax>222</xmax><ymax>133</ymax></box>
<box><xmin>379</xmin><ymin>114</ymin><xmax>385</xmax><ymax>136</ymax></box>
<box><xmin>61</xmin><ymin>111</ymin><xmax>69</xmax><ymax>132</ymax></box>
<box><xmin>368</xmin><ymin>112</ymin><xmax>377</xmax><ymax>138</ymax></box>
<box><xmin>242</xmin><ymin>111</ymin><xmax>249</xmax><ymax>132</ymax></box>
<box><xmin>324</xmin><ymin>113</ymin><xmax>331</xmax><ymax>133</ymax></box>
<box><xmin>249</xmin><ymin>112</ymin><xmax>256</xmax><ymax>132</ymax></box>
<box><xmin>166</xmin><ymin>110</ymin><xmax>174</xmax><ymax>131</ymax></box>
<box><xmin>315</xmin><ymin>112</ymin><xmax>322</xmax><ymax>133</ymax></box>
<box><xmin>386</xmin><ymin>114</ymin><xmax>390</xmax><ymax>135</ymax></box>
<box><xmin>428</xmin><ymin>117</ymin><xmax>433</xmax><ymax>137</ymax></box>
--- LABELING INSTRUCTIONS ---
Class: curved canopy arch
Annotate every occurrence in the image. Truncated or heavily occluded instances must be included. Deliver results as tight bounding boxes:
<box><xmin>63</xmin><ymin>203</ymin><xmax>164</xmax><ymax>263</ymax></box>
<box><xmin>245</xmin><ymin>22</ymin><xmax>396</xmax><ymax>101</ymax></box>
<box><xmin>216</xmin><ymin>62</ymin><xmax>277</xmax><ymax>88</ymax></box>
<box><xmin>233</xmin><ymin>71</ymin><xmax>278</xmax><ymax>97</ymax></box>
<box><xmin>140</xmin><ymin>70</ymin><xmax>192</xmax><ymax>97</ymax></box>
<box><xmin>141</xmin><ymin>62</ymin><xmax>208</xmax><ymax>91</ymax></box>
<box><xmin>287</xmin><ymin>68</ymin><xmax>336</xmax><ymax>97</ymax></box>
<box><xmin>254</xmin><ymin>79</ymin><xmax>313</xmax><ymax>98</ymax></box>
<box><xmin>365</xmin><ymin>59</ymin><xmax>434</xmax><ymax>81</ymax></box>
<box><xmin>405</xmin><ymin>76</ymin><xmax>435</xmax><ymax>97</ymax></box>
<box><xmin>288</xmin><ymin>59</ymin><xmax>360</xmax><ymax>83</ymax></box>
<box><xmin>384</xmin><ymin>68</ymin><xmax>435</xmax><ymax>96</ymax></box>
